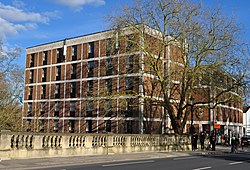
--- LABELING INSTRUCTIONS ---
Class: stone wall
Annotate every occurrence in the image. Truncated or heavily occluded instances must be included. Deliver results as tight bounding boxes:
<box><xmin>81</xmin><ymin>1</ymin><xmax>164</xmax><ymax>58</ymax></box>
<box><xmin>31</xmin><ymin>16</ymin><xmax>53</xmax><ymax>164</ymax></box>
<box><xmin>0</xmin><ymin>130</ymin><xmax>191</xmax><ymax>160</ymax></box>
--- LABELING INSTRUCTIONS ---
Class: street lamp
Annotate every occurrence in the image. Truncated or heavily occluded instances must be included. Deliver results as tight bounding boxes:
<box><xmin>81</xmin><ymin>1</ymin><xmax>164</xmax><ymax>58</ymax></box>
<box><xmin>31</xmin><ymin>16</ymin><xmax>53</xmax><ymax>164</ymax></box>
<box><xmin>190</xmin><ymin>96</ymin><xmax>195</xmax><ymax>134</ymax></box>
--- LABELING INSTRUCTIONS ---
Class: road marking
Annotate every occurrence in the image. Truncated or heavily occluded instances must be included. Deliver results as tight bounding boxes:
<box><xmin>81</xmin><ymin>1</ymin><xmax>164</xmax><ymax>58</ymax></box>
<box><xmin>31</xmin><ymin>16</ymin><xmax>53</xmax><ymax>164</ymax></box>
<box><xmin>173</xmin><ymin>156</ymin><xmax>200</xmax><ymax>161</ymax></box>
<box><xmin>229</xmin><ymin>161</ymin><xmax>243</xmax><ymax>165</ymax></box>
<box><xmin>102</xmin><ymin>160</ymin><xmax>155</xmax><ymax>167</ymax></box>
<box><xmin>192</xmin><ymin>167</ymin><xmax>211</xmax><ymax>170</ymax></box>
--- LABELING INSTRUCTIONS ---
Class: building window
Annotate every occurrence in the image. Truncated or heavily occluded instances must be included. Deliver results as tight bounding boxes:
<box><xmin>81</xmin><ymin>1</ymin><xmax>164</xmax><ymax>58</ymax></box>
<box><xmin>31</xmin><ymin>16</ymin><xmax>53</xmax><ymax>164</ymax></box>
<box><xmin>69</xmin><ymin>120</ymin><xmax>75</xmax><ymax>133</ymax></box>
<box><xmin>105</xmin><ymin>120</ymin><xmax>111</xmax><ymax>132</ymax></box>
<box><xmin>126</xmin><ymin>35</ymin><xmax>134</xmax><ymax>52</ymax></box>
<box><xmin>86</xmin><ymin>120</ymin><xmax>92</xmax><ymax>133</ymax></box>
<box><xmin>28</xmin><ymin>103</ymin><xmax>32</xmax><ymax>113</ymax></box>
<box><xmin>88</xmin><ymin>42</ymin><xmax>94</xmax><ymax>58</ymax></box>
<box><xmin>27</xmin><ymin>119</ymin><xmax>31</xmax><ymax>132</ymax></box>
<box><xmin>57</xmin><ymin>48</ymin><xmax>64</xmax><ymax>63</ymax></box>
<box><xmin>40</xmin><ymin>102</ymin><xmax>45</xmax><ymax>112</ymax></box>
<box><xmin>55</xmin><ymin>101</ymin><xmax>60</xmax><ymax>112</ymax></box>
<box><xmin>70</xmin><ymin>101</ymin><xmax>76</xmax><ymax>112</ymax></box>
<box><xmin>30</xmin><ymin>54</ymin><xmax>35</xmax><ymax>67</ymax></box>
<box><xmin>87</xmin><ymin>80</ymin><xmax>93</xmax><ymax>96</ymax></box>
<box><xmin>126</xmin><ymin>77</ymin><xmax>134</xmax><ymax>91</ymax></box>
<box><xmin>29</xmin><ymin>70</ymin><xmax>34</xmax><ymax>83</ymax></box>
<box><xmin>43</xmin><ymin>51</ymin><xmax>48</xmax><ymax>65</ymax></box>
<box><xmin>125</xmin><ymin>99</ymin><xmax>132</xmax><ymax>117</ymax></box>
<box><xmin>55</xmin><ymin>101</ymin><xmax>60</xmax><ymax>117</ymax></box>
<box><xmin>42</xmin><ymin>68</ymin><xmax>47</xmax><ymax>82</ymax></box>
<box><xmin>55</xmin><ymin>84</ymin><xmax>60</xmax><ymax>98</ymax></box>
<box><xmin>125</xmin><ymin>120</ymin><xmax>132</xmax><ymax>133</ymax></box>
<box><xmin>54</xmin><ymin>120</ymin><xmax>59</xmax><ymax>132</ymax></box>
<box><xmin>41</xmin><ymin>85</ymin><xmax>46</xmax><ymax>99</ymax></box>
<box><xmin>87</xmin><ymin>101</ymin><xmax>93</xmax><ymax>111</ymax></box>
<box><xmin>126</xmin><ymin>56</ymin><xmax>133</xmax><ymax>73</ymax></box>
<box><xmin>72</xmin><ymin>45</ymin><xmax>77</xmax><ymax>60</ymax></box>
<box><xmin>70</xmin><ymin>101</ymin><xmax>76</xmax><ymax>117</ymax></box>
<box><xmin>28</xmin><ymin>86</ymin><xmax>33</xmax><ymax>100</ymax></box>
<box><xmin>106</xmin><ymin>38</ymin><xmax>111</xmax><ymax>56</ymax></box>
<box><xmin>105</xmin><ymin>99</ymin><xmax>112</xmax><ymax>117</ymax></box>
<box><xmin>106</xmin><ymin>78</ymin><xmax>112</xmax><ymax>95</ymax></box>
<box><xmin>39</xmin><ymin>119</ymin><xmax>44</xmax><ymax>132</ymax></box>
<box><xmin>56</xmin><ymin>66</ymin><xmax>61</xmax><ymax>80</ymax></box>
<box><xmin>88</xmin><ymin>61</ymin><xmax>94</xmax><ymax>77</ymax></box>
<box><xmin>106</xmin><ymin>58</ymin><xmax>112</xmax><ymax>76</ymax></box>
<box><xmin>71</xmin><ymin>64</ymin><xmax>77</xmax><ymax>79</ymax></box>
<box><xmin>70</xmin><ymin>82</ymin><xmax>76</xmax><ymax>98</ymax></box>
<box><xmin>86</xmin><ymin>100</ymin><xmax>93</xmax><ymax>117</ymax></box>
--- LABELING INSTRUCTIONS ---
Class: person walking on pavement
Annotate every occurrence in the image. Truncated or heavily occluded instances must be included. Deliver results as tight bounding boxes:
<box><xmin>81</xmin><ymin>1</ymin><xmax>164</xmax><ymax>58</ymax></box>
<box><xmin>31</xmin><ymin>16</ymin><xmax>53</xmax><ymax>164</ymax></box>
<box><xmin>210</xmin><ymin>131</ymin><xmax>216</xmax><ymax>151</ymax></box>
<box><xmin>231</xmin><ymin>135</ymin><xmax>237</xmax><ymax>153</ymax></box>
<box><xmin>191</xmin><ymin>132</ymin><xmax>198</xmax><ymax>151</ymax></box>
<box><xmin>200</xmin><ymin>131</ymin><xmax>205</xmax><ymax>150</ymax></box>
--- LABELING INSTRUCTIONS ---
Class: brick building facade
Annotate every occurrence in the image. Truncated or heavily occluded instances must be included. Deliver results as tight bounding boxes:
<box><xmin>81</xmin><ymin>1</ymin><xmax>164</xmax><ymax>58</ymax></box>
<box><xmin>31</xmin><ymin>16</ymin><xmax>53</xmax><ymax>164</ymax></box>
<box><xmin>23</xmin><ymin>26</ymin><xmax>243</xmax><ymax>136</ymax></box>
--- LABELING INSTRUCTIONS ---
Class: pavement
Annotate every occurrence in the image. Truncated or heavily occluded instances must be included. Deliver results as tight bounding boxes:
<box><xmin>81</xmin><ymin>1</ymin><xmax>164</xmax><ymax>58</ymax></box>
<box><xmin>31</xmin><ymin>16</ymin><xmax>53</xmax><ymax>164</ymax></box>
<box><xmin>0</xmin><ymin>145</ymin><xmax>246</xmax><ymax>170</ymax></box>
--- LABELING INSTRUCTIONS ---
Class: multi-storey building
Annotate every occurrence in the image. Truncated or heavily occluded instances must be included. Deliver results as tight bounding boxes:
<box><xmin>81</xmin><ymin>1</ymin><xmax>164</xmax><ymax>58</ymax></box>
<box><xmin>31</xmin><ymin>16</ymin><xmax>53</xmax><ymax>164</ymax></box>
<box><xmin>23</xmin><ymin>26</ymin><xmax>243</xmax><ymax>136</ymax></box>
<box><xmin>23</xmin><ymin>28</ymin><xmax>153</xmax><ymax>134</ymax></box>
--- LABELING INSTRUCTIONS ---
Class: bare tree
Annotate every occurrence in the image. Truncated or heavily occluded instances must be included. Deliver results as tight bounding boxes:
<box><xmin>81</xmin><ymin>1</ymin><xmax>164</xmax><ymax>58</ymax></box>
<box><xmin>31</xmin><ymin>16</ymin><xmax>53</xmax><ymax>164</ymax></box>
<box><xmin>107</xmin><ymin>0</ymin><xmax>249</xmax><ymax>134</ymax></box>
<box><xmin>0</xmin><ymin>41</ymin><xmax>23</xmax><ymax>131</ymax></box>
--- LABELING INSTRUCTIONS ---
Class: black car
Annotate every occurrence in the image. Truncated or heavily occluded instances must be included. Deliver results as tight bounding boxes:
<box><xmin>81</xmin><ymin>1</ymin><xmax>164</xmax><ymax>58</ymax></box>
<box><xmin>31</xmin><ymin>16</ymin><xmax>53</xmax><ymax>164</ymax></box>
<box><xmin>241</xmin><ymin>136</ymin><xmax>250</xmax><ymax>146</ymax></box>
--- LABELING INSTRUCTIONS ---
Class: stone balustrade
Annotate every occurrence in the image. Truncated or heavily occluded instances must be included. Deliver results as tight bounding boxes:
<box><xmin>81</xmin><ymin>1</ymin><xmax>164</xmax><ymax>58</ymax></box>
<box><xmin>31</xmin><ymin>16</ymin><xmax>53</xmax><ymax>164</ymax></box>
<box><xmin>0</xmin><ymin>130</ymin><xmax>191</xmax><ymax>160</ymax></box>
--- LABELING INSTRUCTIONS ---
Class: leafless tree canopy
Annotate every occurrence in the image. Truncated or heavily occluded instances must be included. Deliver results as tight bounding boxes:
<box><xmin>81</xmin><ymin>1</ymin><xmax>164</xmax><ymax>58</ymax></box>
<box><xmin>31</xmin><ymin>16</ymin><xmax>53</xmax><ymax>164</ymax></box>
<box><xmin>107</xmin><ymin>0</ymin><xmax>249</xmax><ymax>134</ymax></box>
<box><xmin>0</xmin><ymin>40</ymin><xmax>23</xmax><ymax>131</ymax></box>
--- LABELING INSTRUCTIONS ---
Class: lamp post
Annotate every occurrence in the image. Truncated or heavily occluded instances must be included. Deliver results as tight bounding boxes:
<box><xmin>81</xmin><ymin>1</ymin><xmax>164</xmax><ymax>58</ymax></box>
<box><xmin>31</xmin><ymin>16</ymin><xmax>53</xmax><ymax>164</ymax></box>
<box><xmin>190</xmin><ymin>96</ymin><xmax>195</xmax><ymax>134</ymax></box>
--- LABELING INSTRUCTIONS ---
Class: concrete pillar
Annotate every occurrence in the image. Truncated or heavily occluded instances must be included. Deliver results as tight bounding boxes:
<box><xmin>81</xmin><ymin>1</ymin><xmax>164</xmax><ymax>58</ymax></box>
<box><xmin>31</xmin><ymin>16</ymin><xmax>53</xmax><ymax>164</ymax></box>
<box><xmin>32</xmin><ymin>135</ymin><xmax>43</xmax><ymax>149</ymax></box>
<box><xmin>85</xmin><ymin>135</ymin><xmax>93</xmax><ymax>148</ymax></box>
<box><xmin>0</xmin><ymin>130</ymin><xmax>12</xmax><ymax>150</ymax></box>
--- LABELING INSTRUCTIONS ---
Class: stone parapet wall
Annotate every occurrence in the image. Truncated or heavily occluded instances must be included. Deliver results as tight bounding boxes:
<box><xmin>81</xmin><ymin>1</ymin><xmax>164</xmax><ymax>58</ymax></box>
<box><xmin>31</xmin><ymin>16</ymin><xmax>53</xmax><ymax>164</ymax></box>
<box><xmin>0</xmin><ymin>130</ymin><xmax>191</xmax><ymax>160</ymax></box>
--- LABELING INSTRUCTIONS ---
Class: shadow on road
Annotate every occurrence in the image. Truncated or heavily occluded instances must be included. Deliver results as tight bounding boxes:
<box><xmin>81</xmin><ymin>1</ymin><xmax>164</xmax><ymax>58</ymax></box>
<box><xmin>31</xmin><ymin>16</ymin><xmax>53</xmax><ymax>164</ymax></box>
<box><xmin>200</xmin><ymin>150</ymin><xmax>250</xmax><ymax>163</ymax></box>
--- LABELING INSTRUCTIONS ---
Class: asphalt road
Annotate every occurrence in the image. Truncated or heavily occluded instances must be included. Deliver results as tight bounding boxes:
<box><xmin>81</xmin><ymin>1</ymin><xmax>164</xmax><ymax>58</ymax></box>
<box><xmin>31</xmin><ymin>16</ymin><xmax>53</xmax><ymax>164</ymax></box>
<box><xmin>38</xmin><ymin>151</ymin><xmax>250</xmax><ymax>170</ymax></box>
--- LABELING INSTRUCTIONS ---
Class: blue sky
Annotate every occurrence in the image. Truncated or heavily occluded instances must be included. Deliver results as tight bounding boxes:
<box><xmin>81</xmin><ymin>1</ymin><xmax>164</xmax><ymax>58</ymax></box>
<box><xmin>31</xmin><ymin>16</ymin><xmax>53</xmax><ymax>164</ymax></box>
<box><xmin>0</xmin><ymin>0</ymin><xmax>249</xmax><ymax>67</ymax></box>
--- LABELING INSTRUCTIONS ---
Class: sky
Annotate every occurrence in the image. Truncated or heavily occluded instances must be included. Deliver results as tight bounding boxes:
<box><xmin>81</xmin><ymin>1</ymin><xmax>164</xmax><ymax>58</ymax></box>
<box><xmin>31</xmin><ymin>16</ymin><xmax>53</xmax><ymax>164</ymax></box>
<box><xmin>0</xmin><ymin>0</ymin><xmax>250</xmax><ymax>67</ymax></box>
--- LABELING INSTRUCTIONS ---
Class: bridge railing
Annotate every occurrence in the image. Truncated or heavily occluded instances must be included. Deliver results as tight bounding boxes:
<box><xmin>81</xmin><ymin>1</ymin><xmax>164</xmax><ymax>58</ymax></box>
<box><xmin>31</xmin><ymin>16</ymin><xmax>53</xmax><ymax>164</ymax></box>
<box><xmin>0</xmin><ymin>130</ymin><xmax>191</xmax><ymax>160</ymax></box>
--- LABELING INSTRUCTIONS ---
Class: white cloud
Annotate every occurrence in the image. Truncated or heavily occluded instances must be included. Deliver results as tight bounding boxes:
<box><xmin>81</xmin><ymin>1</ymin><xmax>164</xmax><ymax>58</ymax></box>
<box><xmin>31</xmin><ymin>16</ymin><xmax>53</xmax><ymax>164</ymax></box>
<box><xmin>0</xmin><ymin>2</ymin><xmax>49</xmax><ymax>23</ymax></box>
<box><xmin>12</xmin><ymin>0</ymin><xmax>26</xmax><ymax>8</ymax></box>
<box><xmin>0</xmin><ymin>2</ymin><xmax>59</xmax><ymax>39</ymax></box>
<box><xmin>0</xmin><ymin>18</ymin><xmax>26</xmax><ymax>38</ymax></box>
<box><xmin>54</xmin><ymin>0</ymin><xmax>105</xmax><ymax>11</ymax></box>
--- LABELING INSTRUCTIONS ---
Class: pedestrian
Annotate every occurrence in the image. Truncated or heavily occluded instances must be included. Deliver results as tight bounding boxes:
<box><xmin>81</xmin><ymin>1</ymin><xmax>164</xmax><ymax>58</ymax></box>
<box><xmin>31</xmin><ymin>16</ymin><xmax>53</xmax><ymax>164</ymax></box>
<box><xmin>231</xmin><ymin>135</ymin><xmax>237</xmax><ymax>153</ymax></box>
<box><xmin>210</xmin><ymin>131</ymin><xmax>216</xmax><ymax>151</ymax></box>
<box><xmin>191</xmin><ymin>132</ymin><xmax>198</xmax><ymax>151</ymax></box>
<box><xmin>200</xmin><ymin>131</ymin><xmax>205</xmax><ymax>150</ymax></box>
<box><xmin>224</xmin><ymin>134</ymin><xmax>229</xmax><ymax>146</ymax></box>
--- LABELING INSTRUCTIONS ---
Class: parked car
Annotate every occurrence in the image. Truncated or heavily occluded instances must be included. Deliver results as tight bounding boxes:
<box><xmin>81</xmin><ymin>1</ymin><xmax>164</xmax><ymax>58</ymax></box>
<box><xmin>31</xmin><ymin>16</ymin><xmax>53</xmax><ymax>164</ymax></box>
<box><xmin>241</xmin><ymin>136</ymin><xmax>250</xmax><ymax>146</ymax></box>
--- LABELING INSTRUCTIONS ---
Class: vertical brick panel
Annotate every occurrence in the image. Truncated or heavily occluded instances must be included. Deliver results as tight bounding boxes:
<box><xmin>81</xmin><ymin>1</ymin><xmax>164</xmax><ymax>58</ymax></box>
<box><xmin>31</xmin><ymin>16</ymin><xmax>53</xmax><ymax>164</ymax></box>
<box><xmin>119</xmin><ymin>56</ymin><xmax>126</xmax><ymax>75</ymax></box>
<box><xmin>82</xmin><ymin>81</ymin><xmax>87</xmax><ymax>98</ymax></box>
<box><xmin>34</xmin><ymin>53</ymin><xmax>38</xmax><ymax>67</ymax></box>
<box><xmin>26</xmin><ymin>54</ymin><xmax>30</xmax><ymax>68</ymax></box>
<box><xmin>77</xmin><ymin>44</ymin><xmax>82</xmax><ymax>60</ymax></box>
<box><xmin>76</xmin><ymin>63</ymin><xmax>80</xmax><ymax>79</ymax></box>
<box><xmin>65</xmin><ymin>64</ymin><xmax>71</xmax><ymax>80</ymax></box>
<box><xmin>51</xmin><ymin>49</ymin><xmax>56</xmax><ymax>64</ymax></box>
<box><xmin>67</xmin><ymin>46</ymin><xmax>71</xmax><ymax>62</ymax></box>
<box><xmin>100</xmin><ymin>59</ymin><xmax>106</xmax><ymax>77</ymax></box>
<box><xmin>94</xmin><ymin>41</ymin><xmax>99</xmax><ymax>58</ymax></box>
<box><xmin>82</xmin><ymin>43</ymin><xmax>88</xmax><ymax>59</ymax></box>
<box><xmin>113</xmin><ymin>57</ymin><xmax>118</xmax><ymax>75</ymax></box>
<box><xmin>38</xmin><ymin>52</ymin><xmax>42</xmax><ymax>66</ymax></box>
<box><xmin>100</xmin><ymin>40</ymin><xmax>106</xmax><ymax>57</ymax></box>
<box><xmin>94</xmin><ymin>60</ymin><xmax>99</xmax><ymax>77</ymax></box>
<box><xmin>93</xmin><ymin>80</ymin><xmax>98</xmax><ymax>97</ymax></box>
<box><xmin>82</xmin><ymin>62</ymin><xmax>88</xmax><ymax>78</ymax></box>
